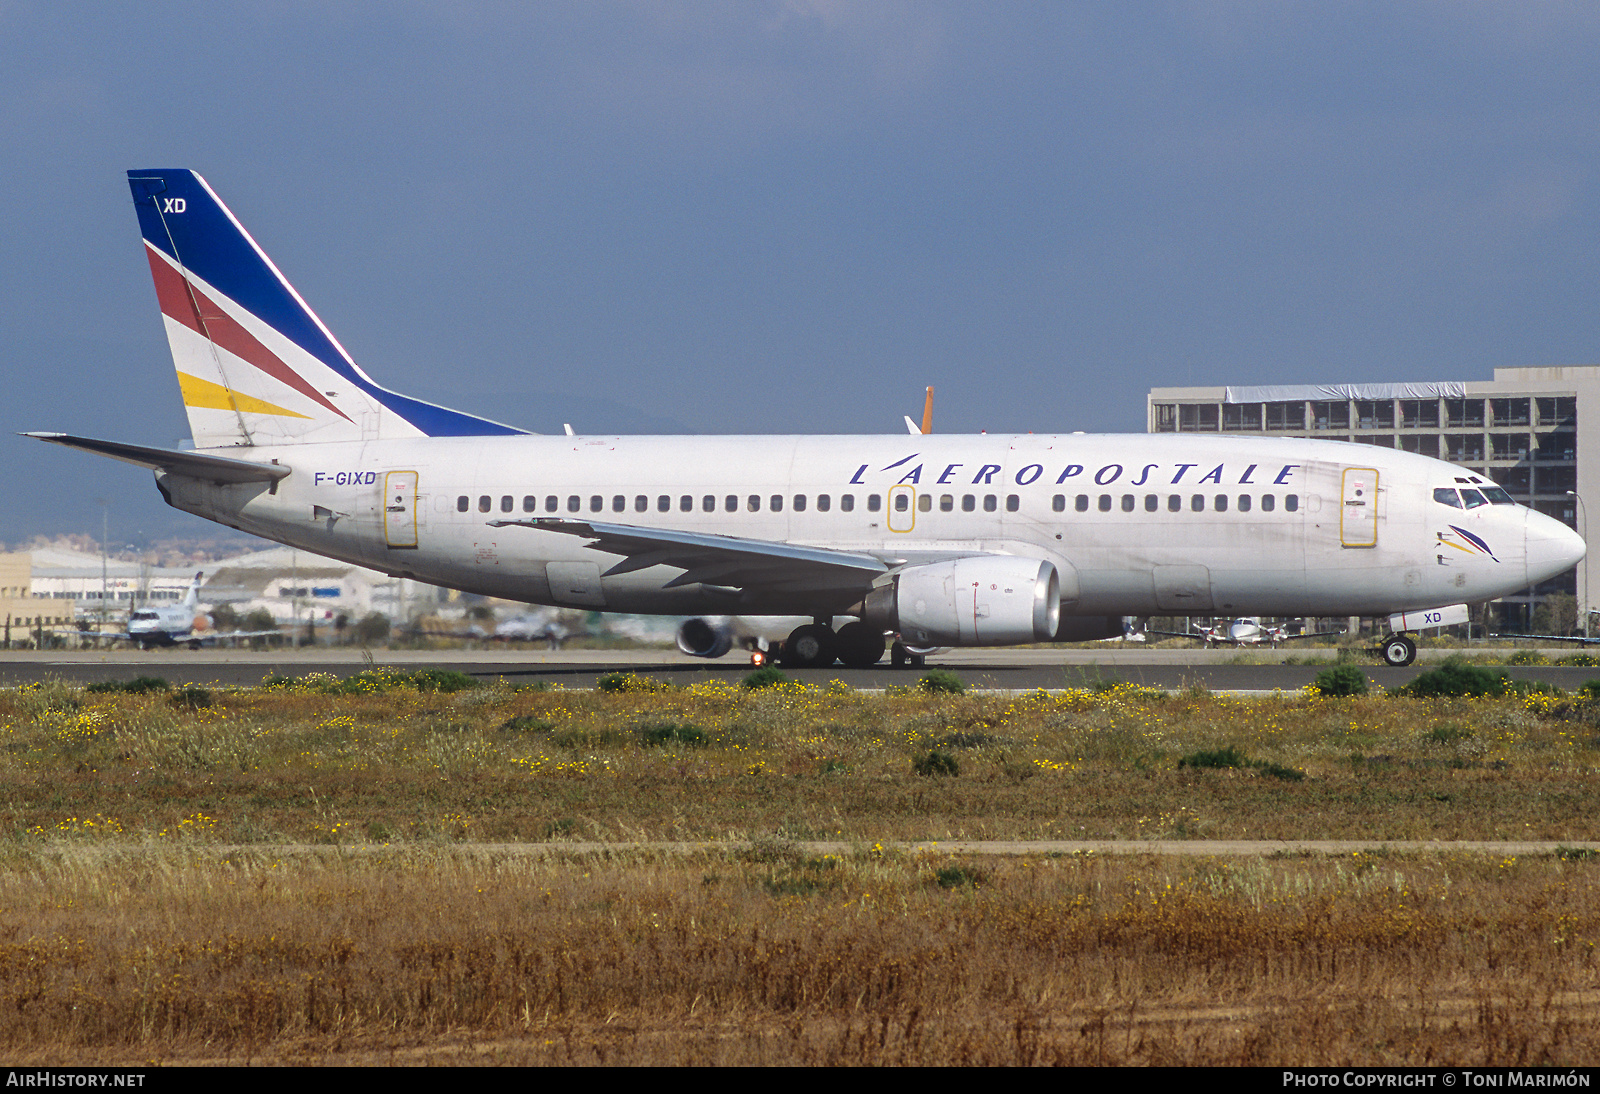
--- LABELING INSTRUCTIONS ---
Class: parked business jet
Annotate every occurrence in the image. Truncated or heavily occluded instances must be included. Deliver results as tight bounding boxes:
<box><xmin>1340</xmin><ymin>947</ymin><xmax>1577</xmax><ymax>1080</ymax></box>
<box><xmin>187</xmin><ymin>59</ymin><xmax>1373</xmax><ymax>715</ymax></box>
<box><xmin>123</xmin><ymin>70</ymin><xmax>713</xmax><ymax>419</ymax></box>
<box><xmin>112</xmin><ymin>571</ymin><xmax>207</xmax><ymax>649</ymax></box>
<box><xmin>80</xmin><ymin>571</ymin><xmax>278</xmax><ymax>649</ymax></box>
<box><xmin>26</xmin><ymin>171</ymin><xmax>1588</xmax><ymax>668</ymax></box>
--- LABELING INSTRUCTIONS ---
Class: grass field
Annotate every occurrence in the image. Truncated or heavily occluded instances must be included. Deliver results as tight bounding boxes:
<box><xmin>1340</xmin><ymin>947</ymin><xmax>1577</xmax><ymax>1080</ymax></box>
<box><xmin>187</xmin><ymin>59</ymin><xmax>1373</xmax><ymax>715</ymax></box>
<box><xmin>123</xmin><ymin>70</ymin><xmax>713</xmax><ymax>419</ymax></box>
<box><xmin>1</xmin><ymin>668</ymin><xmax>1597</xmax><ymax>1064</ymax></box>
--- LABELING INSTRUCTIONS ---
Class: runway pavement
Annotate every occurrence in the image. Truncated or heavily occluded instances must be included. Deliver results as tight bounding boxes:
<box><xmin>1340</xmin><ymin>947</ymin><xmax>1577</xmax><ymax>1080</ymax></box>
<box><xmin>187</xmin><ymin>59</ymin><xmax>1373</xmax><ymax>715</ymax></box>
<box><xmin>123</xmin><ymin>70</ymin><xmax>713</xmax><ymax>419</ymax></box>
<box><xmin>2</xmin><ymin>644</ymin><xmax>1597</xmax><ymax>691</ymax></box>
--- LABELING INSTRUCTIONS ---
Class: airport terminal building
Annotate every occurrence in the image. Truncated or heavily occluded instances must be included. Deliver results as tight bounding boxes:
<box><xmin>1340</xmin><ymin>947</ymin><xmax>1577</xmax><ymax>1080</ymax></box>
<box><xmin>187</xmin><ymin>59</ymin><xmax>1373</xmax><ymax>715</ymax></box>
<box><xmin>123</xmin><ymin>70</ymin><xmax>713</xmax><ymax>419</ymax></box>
<box><xmin>1147</xmin><ymin>365</ymin><xmax>1600</xmax><ymax>630</ymax></box>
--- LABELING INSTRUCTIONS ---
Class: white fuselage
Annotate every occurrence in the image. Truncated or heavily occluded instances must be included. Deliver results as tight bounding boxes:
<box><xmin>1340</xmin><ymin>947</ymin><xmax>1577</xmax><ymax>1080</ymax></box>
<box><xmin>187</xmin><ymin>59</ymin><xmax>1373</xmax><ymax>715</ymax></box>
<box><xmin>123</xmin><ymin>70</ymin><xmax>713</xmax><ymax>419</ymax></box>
<box><xmin>155</xmin><ymin>432</ymin><xmax>1583</xmax><ymax>623</ymax></box>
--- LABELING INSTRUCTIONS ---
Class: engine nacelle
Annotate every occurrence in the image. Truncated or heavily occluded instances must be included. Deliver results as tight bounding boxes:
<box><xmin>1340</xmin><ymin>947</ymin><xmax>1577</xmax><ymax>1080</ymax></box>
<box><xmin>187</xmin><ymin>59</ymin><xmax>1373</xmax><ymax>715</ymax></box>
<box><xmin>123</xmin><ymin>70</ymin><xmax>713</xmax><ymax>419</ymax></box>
<box><xmin>676</xmin><ymin>617</ymin><xmax>734</xmax><ymax>659</ymax></box>
<box><xmin>864</xmin><ymin>557</ymin><xmax>1061</xmax><ymax>647</ymax></box>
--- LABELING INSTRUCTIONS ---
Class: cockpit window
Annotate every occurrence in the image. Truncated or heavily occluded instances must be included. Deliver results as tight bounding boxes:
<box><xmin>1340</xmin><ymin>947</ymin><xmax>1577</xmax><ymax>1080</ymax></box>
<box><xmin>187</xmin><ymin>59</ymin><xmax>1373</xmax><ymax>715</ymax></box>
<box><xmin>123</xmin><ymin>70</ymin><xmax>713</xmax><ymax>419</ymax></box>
<box><xmin>1433</xmin><ymin>488</ymin><xmax>1463</xmax><ymax>508</ymax></box>
<box><xmin>1460</xmin><ymin>489</ymin><xmax>1488</xmax><ymax>509</ymax></box>
<box><xmin>1481</xmin><ymin>486</ymin><xmax>1515</xmax><ymax>505</ymax></box>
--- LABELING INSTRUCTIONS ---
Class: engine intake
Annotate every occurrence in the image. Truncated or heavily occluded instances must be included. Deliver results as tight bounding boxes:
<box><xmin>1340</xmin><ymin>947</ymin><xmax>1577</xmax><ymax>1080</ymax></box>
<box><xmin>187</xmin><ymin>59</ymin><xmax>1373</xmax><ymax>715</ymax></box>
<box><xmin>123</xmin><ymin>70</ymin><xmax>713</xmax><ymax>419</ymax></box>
<box><xmin>863</xmin><ymin>557</ymin><xmax>1061</xmax><ymax>646</ymax></box>
<box><xmin>676</xmin><ymin>617</ymin><xmax>733</xmax><ymax>659</ymax></box>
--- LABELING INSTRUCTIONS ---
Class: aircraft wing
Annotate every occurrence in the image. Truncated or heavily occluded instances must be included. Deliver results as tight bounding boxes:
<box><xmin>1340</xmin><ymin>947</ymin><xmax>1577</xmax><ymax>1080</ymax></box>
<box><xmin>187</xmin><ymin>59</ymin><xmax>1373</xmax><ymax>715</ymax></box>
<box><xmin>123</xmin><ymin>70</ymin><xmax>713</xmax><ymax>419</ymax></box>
<box><xmin>1491</xmin><ymin>632</ymin><xmax>1600</xmax><ymax>645</ymax></box>
<box><xmin>24</xmin><ymin>433</ymin><xmax>291</xmax><ymax>485</ymax></box>
<box><xmin>488</xmin><ymin>517</ymin><xmax>892</xmax><ymax>594</ymax></box>
<box><xmin>1277</xmin><ymin>628</ymin><xmax>1348</xmax><ymax>642</ymax></box>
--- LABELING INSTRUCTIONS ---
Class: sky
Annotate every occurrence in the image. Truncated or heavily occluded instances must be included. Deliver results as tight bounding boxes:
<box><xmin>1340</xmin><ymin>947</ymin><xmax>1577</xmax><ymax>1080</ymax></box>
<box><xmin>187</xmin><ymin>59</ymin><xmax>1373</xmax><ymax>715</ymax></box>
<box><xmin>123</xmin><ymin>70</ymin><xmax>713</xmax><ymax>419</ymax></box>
<box><xmin>6</xmin><ymin>1</ymin><xmax>1600</xmax><ymax>545</ymax></box>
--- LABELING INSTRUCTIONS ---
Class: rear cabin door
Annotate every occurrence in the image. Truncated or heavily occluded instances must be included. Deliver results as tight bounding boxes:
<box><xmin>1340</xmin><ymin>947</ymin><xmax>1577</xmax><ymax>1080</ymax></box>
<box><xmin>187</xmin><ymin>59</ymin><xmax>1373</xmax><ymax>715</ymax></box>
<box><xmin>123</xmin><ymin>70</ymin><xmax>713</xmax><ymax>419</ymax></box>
<box><xmin>384</xmin><ymin>471</ymin><xmax>419</xmax><ymax>549</ymax></box>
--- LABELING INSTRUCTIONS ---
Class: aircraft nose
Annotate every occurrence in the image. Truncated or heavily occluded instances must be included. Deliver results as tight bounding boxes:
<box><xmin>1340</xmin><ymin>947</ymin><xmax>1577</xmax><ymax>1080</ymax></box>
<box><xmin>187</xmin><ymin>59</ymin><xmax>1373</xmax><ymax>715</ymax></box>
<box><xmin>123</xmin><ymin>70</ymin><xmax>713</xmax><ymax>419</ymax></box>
<box><xmin>1525</xmin><ymin>507</ymin><xmax>1586</xmax><ymax>585</ymax></box>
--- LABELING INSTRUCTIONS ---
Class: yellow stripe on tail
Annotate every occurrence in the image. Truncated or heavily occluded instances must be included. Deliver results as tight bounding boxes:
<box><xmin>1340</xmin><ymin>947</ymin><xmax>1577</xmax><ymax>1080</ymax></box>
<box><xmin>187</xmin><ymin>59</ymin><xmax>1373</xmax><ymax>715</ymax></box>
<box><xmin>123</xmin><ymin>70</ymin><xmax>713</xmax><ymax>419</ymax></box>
<box><xmin>176</xmin><ymin>372</ymin><xmax>311</xmax><ymax>419</ymax></box>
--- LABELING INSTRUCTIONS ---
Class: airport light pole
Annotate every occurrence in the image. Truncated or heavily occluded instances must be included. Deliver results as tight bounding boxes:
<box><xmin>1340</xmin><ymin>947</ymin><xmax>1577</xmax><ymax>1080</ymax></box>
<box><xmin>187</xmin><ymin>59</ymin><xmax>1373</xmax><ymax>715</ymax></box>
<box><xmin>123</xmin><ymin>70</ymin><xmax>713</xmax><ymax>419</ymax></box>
<box><xmin>1568</xmin><ymin>491</ymin><xmax>1588</xmax><ymax>640</ymax></box>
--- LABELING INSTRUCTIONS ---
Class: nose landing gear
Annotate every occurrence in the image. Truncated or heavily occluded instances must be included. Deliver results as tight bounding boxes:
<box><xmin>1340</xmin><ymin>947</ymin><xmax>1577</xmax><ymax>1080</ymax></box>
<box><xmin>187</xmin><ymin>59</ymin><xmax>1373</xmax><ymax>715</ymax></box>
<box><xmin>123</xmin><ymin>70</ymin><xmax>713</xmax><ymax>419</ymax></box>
<box><xmin>1381</xmin><ymin>633</ymin><xmax>1417</xmax><ymax>667</ymax></box>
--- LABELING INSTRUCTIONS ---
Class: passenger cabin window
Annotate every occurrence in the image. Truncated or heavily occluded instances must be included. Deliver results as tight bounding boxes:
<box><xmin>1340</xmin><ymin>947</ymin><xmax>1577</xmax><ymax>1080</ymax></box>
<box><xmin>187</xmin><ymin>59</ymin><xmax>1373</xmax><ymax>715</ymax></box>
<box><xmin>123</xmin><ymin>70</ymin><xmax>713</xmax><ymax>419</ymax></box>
<box><xmin>589</xmin><ymin>496</ymin><xmax>603</xmax><ymax>513</ymax></box>
<box><xmin>794</xmin><ymin>495</ymin><xmax>807</xmax><ymax>512</ymax></box>
<box><xmin>1284</xmin><ymin>495</ymin><xmax>1299</xmax><ymax>512</ymax></box>
<box><xmin>771</xmin><ymin>495</ymin><xmax>783</xmax><ymax>512</ymax></box>
<box><xmin>635</xmin><ymin>495</ymin><xmax>648</xmax><ymax>512</ymax></box>
<box><xmin>501</xmin><ymin>496</ymin><xmax>513</xmax><ymax>512</ymax></box>
<box><xmin>703</xmin><ymin>496</ymin><xmax>716</xmax><ymax>512</ymax></box>
<box><xmin>612</xmin><ymin>495</ymin><xmax>626</xmax><ymax>513</ymax></box>
<box><xmin>546</xmin><ymin>496</ymin><xmax>559</xmax><ymax>512</ymax></box>
<box><xmin>1261</xmin><ymin>495</ymin><xmax>1275</xmax><ymax>512</ymax></box>
<box><xmin>984</xmin><ymin>495</ymin><xmax>998</xmax><ymax>512</ymax></box>
<box><xmin>478</xmin><ymin>496</ymin><xmax>491</xmax><ymax>513</ymax></box>
<box><xmin>1098</xmin><ymin>495</ymin><xmax>1111</xmax><ymax>512</ymax></box>
<box><xmin>1168</xmin><ymin>495</ymin><xmax>1181</xmax><ymax>512</ymax></box>
<box><xmin>1191</xmin><ymin>495</ymin><xmax>1204</xmax><ymax>512</ymax></box>
<box><xmin>1006</xmin><ymin>495</ymin><xmax>1020</xmax><ymax>512</ymax></box>
<box><xmin>748</xmin><ymin>495</ymin><xmax>761</xmax><ymax>512</ymax></box>
<box><xmin>1144</xmin><ymin>494</ymin><xmax>1158</xmax><ymax>512</ymax></box>
<box><xmin>523</xmin><ymin>496</ymin><xmax>536</xmax><ymax>512</ymax></box>
<box><xmin>1075</xmin><ymin>495</ymin><xmax>1089</xmax><ymax>512</ymax></box>
<box><xmin>817</xmin><ymin>495</ymin><xmax>831</xmax><ymax>512</ymax></box>
<box><xmin>681</xmin><ymin>496</ymin><xmax>693</xmax><ymax>512</ymax></box>
<box><xmin>725</xmin><ymin>495</ymin><xmax>738</xmax><ymax>512</ymax></box>
<box><xmin>918</xmin><ymin>495</ymin><xmax>932</xmax><ymax>512</ymax></box>
<box><xmin>893</xmin><ymin>494</ymin><xmax>909</xmax><ymax>512</ymax></box>
<box><xmin>457</xmin><ymin>496</ymin><xmax>468</xmax><ymax>512</ymax></box>
<box><xmin>841</xmin><ymin>495</ymin><xmax>854</xmax><ymax>512</ymax></box>
<box><xmin>1121</xmin><ymin>495</ymin><xmax>1134</xmax><ymax>512</ymax></box>
<box><xmin>1237</xmin><ymin>495</ymin><xmax>1252</xmax><ymax>513</ymax></box>
<box><xmin>867</xmin><ymin>495</ymin><xmax>881</xmax><ymax>512</ymax></box>
<box><xmin>1052</xmin><ymin>495</ymin><xmax>1066</xmax><ymax>512</ymax></box>
<box><xmin>658</xmin><ymin>495</ymin><xmax>671</xmax><ymax>512</ymax></box>
<box><xmin>1214</xmin><ymin>495</ymin><xmax>1228</xmax><ymax>512</ymax></box>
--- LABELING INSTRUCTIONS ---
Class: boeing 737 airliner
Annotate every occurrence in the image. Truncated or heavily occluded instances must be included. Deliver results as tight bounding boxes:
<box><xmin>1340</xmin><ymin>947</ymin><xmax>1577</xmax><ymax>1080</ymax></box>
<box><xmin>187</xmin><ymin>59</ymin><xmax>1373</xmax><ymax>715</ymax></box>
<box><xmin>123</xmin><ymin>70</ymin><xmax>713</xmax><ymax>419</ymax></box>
<box><xmin>26</xmin><ymin>170</ymin><xmax>1587</xmax><ymax>668</ymax></box>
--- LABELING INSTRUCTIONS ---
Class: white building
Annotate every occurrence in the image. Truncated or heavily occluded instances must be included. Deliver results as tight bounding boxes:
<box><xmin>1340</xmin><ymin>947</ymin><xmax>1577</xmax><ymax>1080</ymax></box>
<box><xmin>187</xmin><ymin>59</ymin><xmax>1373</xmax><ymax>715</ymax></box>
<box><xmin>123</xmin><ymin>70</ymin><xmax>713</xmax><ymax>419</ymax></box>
<box><xmin>29</xmin><ymin>545</ymin><xmax>198</xmax><ymax>614</ymax></box>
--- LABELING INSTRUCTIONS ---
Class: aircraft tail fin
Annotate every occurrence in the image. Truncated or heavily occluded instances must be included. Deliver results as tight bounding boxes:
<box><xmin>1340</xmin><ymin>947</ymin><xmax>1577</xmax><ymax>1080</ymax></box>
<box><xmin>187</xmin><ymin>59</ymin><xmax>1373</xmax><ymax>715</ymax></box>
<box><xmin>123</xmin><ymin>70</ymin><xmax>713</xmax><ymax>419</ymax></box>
<box><xmin>183</xmin><ymin>572</ymin><xmax>202</xmax><ymax>612</ymax></box>
<box><xmin>126</xmin><ymin>170</ymin><xmax>526</xmax><ymax>447</ymax></box>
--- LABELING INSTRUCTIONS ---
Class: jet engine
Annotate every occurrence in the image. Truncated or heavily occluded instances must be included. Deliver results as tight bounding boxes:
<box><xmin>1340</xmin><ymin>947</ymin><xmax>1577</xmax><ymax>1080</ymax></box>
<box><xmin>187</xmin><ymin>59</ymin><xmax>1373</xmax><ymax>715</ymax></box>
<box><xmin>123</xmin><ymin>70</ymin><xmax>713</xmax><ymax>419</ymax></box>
<box><xmin>676</xmin><ymin>616</ymin><xmax>735</xmax><ymax>659</ymax></box>
<box><xmin>863</xmin><ymin>557</ymin><xmax>1061</xmax><ymax>646</ymax></box>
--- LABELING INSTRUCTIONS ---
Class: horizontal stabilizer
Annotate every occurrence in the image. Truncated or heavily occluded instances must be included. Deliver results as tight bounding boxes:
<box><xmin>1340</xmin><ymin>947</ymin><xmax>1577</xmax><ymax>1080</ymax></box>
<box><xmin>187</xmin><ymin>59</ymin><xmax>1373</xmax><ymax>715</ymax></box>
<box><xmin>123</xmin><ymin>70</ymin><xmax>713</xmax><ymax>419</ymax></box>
<box><xmin>22</xmin><ymin>433</ymin><xmax>290</xmax><ymax>484</ymax></box>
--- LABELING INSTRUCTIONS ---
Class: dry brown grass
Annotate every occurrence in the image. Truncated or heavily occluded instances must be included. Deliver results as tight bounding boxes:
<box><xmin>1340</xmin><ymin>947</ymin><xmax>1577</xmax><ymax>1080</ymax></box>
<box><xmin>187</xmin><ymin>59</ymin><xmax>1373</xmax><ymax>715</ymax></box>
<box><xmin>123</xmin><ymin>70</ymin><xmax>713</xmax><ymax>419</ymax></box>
<box><xmin>0</xmin><ymin>846</ymin><xmax>1595</xmax><ymax>1064</ymax></box>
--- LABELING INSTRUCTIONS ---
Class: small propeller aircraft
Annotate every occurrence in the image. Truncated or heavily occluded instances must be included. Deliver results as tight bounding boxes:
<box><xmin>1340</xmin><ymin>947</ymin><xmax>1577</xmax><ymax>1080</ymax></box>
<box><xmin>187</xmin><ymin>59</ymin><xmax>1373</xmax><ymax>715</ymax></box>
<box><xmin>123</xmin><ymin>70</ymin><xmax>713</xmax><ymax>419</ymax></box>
<box><xmin>1139</xmin><ymin>616</ymin><xmax>1345</xmax><ymax>648</ymax></box>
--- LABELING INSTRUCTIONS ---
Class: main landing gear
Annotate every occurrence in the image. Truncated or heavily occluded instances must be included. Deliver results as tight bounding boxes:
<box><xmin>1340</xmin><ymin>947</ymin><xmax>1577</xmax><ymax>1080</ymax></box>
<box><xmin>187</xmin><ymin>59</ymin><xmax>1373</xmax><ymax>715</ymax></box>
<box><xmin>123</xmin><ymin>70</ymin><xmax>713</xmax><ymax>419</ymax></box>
<box><xmin>1380</xmin><ymin>633</ymin><xmax>1417</xmax><ymax>667</ymax></box>
<box><xmin>778</xmin><ymin>621</ymin><xmax>889</xmax><ymax>669</ymax></box>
